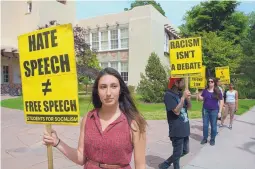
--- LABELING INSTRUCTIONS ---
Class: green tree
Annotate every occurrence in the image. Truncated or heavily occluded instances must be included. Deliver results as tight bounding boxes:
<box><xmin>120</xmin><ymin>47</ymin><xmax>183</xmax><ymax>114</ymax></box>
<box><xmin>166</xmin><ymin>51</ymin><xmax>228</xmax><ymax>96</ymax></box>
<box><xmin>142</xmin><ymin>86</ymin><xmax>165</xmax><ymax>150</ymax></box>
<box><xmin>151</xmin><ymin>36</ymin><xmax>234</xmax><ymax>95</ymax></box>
<box><xmin>125</xmin><ymin>0</ymin><xmax>165</xmax><ymax>16</ymax></box>
<box><xmin>73</xmin><ymin>25</ymin><xmax>101</xmax><ymax>79</ymax></box>
<box><xmin>240</xmin><ymin>12</ymin><xmax>255</xmax><ymax>80</ymax></box>
<box><xmin>234</xmin><ymin>12</ymin><xmax>255</xmax><ymax>98</ymax></box>
<box><xmin>137</xmin><ymin>52</ymin><xmax>168</xmax><ymax>103</ymax></box>
<box><xmin>79</xmin><ymin>76</ymin><xmax>92</xmax><ymax>95</ymax></box>
<box><xmin>219</xmin><ymin>11</ymin><xmax>249</xmax><ymax>44</ymax></box>
<box><xmin>179</xmin><ymin>1</ymin><xmax>240</xmax><ymax>37</ymax></box>
<box><xmin>200</xmin><ymin>31</ymin><xmax>243</xmax><ymax>75</ymax></box>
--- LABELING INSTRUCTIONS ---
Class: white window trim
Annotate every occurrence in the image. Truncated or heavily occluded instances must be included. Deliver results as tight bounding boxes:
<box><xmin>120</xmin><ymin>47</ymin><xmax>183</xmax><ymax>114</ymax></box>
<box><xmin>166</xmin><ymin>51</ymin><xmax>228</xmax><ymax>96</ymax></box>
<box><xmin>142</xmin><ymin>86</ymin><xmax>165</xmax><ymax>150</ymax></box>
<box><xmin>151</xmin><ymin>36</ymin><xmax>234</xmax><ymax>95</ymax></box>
<box><xmin>91</xmin><ymin>32</ymin><xmax>99</xmax><ymax>50</ymax></box>
<box><xmin>118</xmin><ymin>29</ymin><xmax>121</xmax><ymax>49</ymax></box>
<box><xmin>118</xmin><ymin>62</ymin><xmax>121</xmax><ymax>73</ymax></box>
<box><xmin>1</xmin><ymin>65</ymin><xmax>9</xmax><ymax>84</ymax></box>
<box><xmin>120</xmin><ymin>28</ymin><xmax>129</xmax><ymax>49</ymax></box>
<box><xmin>108</xmin><ymin>30</ymin><xmax>111</xmax><ymax>51</ymax></box>
<box><xmin>98</xmin><ymin>48</ymin><xmax>128</xmax><ymax>53</ymax></box>
<box><xmin>89</xmin><ymin>33</ymin><xmax>92</xmax><ymax>50</ymax></box>
<box><xmin>99</xmin><ymin>32</ymin><xmax>102</xmax><ymax>51</ymax></box>
<box><xmin>89</xmin><ymin>27</ymin><xmax>129</xmax><ymax>52</ymax></box>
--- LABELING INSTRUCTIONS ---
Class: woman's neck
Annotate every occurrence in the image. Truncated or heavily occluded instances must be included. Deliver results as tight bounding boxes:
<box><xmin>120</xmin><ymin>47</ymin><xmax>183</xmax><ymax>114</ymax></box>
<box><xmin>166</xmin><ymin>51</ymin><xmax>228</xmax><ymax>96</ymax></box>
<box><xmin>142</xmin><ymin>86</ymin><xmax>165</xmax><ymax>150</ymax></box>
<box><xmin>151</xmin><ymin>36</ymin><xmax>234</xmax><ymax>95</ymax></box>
<box><xmin>99</xmin><ymin>103</ymin><xmax>121</xmax><ymax>121</ymax></box>
<box><xmin>208</xmin><ymin>86</ymin><xmax>214</xmax><ymax>91</ymax></box>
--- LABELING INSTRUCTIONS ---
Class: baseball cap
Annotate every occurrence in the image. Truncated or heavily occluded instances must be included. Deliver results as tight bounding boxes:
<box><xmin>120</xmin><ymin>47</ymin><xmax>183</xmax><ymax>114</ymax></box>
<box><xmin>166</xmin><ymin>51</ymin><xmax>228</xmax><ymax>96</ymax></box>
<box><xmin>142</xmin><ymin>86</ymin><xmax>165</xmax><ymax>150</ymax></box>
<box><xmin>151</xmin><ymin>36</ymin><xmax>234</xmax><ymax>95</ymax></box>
<box><xmin>168</xmin><ymin>77</ymin><xmax>182</xmax><ymax>89</ymax></box>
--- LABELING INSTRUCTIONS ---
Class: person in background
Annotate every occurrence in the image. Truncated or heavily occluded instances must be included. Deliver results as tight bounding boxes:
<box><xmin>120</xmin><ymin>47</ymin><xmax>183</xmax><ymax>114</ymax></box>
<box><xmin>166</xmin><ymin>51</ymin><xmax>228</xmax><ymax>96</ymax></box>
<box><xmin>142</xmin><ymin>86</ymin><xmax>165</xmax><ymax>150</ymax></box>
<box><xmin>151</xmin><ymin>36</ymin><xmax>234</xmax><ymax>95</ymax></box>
<box><xmin>158</xmin><ymin>78</ymin><xmax>191</xmax><ymax>169</ymax></box>
<box><xmin>199</xmin><ymin>77</ymin><xmax>223</xmax><ymax>146</ymax></box>
<box><xmin>216</xmin><ymin>78</ymin><xmax>224</xmax><ymax>120</ymax></box>
<box><xmin>42</xmin><ymin>67</ymin><xmax>147</xmax><ymax>169</ymax></box>
<box><xmin>220</xmin><ymin>83</ymin><xmax>238</xmax><ymax>129</ymax></box>
<box><xmin>216</xmin><ymin>78</ymin><xmax>224</xmax><ymax>96</ymax></box>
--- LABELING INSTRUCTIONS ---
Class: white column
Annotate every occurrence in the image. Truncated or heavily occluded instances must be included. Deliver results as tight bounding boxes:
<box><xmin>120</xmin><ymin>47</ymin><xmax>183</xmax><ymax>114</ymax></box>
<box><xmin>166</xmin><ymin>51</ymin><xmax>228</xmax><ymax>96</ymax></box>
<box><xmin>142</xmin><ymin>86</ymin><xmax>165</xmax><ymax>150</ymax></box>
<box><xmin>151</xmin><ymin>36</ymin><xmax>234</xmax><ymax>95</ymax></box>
<box><xmin>99</xmin><ymin>63</ymin><xmax>101</xmax><ymax>67</ymax></box>
<box><xmin>89</xmin><ymin>33</ymin><xmax>92</xmax><ymax>50</ymax></box>
<box><xmin>118</xmin><ymin>28</ymin><xmax>121</xmax><ymax>49</ymax></box>
<box><xmin>99</xmin><ymin>31</ymin><xmax>101</xmax><ymax>51</ymax></box>
<box><xmin>118</xmin><ymin>61</ymin><xmax>121</xmax><ymax>74</ymax></box>
<box><xmin>108</xmin><ymin>62</ymin><xmax>111</xmax><ymax>67</ymax></box>
<box><xmin>108</xmin><ymin>30</ymin><xmax>111</xmax><ymax>50</ymax></box>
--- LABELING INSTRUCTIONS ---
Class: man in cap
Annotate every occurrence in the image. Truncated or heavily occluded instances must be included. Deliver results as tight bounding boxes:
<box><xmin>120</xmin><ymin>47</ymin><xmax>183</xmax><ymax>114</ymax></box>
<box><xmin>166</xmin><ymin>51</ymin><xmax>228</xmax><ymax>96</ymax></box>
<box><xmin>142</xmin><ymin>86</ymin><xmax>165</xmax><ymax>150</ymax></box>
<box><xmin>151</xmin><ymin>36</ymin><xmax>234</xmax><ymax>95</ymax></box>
<box><xmin>159</xmin><ymin>77</ymin><xmax>191</xmax><ymax>169</ymax></box>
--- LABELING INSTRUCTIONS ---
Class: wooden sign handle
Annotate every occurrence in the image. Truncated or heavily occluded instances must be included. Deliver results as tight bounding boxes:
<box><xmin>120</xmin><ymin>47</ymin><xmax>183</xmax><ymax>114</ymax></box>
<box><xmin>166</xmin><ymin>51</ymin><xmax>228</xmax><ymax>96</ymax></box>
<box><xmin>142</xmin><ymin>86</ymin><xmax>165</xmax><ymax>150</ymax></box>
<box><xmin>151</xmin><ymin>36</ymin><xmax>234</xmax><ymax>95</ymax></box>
<box><xmin>45</xmin><ymin>124</ymin><xmax>54</xmax><ymax>169</ymax></box>
<box><xmin>185</xmin><ymin>76</ymin><xmax>192</xmax><ymax>118</ymax></box>
<box><xmin>185</xmin><ymin>76</ymin><xmax>189</xmax><ymax>90</ymax></box>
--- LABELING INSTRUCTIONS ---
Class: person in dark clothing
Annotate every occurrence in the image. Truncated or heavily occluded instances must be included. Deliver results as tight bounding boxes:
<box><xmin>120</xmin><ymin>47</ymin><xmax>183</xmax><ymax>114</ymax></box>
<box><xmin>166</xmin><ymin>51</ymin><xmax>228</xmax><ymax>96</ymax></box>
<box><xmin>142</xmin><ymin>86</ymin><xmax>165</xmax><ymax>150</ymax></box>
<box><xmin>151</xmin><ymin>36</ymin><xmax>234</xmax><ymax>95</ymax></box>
<box><xmin>158</xmin><ymin>78</ymin><xmax>191</xmax><ymax>169</ymax></box>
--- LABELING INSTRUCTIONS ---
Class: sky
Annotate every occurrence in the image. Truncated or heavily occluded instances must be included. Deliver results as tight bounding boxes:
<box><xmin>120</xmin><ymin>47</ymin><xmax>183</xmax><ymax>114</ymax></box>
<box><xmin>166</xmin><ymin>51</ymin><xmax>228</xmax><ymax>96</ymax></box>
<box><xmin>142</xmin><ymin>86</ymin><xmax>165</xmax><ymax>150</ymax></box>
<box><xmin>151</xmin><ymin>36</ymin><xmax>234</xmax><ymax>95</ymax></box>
<box><xmin>76</xmin><ymin>0</ymin><xmax>255</xmax><ymax>28</ymax></box>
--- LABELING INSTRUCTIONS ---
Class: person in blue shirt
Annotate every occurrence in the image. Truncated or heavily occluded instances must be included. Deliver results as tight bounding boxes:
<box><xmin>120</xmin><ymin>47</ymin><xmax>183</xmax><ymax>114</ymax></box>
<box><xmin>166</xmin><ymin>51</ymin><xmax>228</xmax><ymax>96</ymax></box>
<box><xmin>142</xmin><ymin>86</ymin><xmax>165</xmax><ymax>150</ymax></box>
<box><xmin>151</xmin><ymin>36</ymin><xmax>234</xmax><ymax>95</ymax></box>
<box><xmin>159</xmin><ymin>78</ymin><xmax>191</xmax><ymax>169</ymax></box>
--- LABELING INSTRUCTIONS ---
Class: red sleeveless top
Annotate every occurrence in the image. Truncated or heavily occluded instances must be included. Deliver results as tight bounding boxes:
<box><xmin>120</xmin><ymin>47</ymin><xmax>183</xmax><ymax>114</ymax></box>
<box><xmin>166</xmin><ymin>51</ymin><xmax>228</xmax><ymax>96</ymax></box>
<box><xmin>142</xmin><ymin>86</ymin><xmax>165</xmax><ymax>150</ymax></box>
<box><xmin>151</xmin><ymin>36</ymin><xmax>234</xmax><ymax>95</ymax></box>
<box><xmin>83</xmin><ymin>109</ymin><xmax>133</xmax><ymax>169</ymax></box>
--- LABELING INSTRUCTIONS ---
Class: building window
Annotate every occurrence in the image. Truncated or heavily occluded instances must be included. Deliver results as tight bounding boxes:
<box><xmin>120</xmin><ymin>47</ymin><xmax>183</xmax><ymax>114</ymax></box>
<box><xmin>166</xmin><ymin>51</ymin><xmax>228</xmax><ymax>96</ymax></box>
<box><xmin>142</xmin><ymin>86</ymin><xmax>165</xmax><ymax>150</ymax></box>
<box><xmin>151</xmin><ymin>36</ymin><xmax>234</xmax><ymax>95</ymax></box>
<box><xmin>121</xmin><ymin>62</ymin><xmax>128</xmax><ymax>82</ymax></box>
<box><xmin>120</xmin><ymin>28</ymin><xmax>129</xmax><ymax>48</ymax></box>
<box><xmin>92</xmin><ymin>32</ymin><xmax>99</xmax><ymax>50</ymax></box>
<box><xmin>110</xmin><ymin>62</ymin><xmax>118</xmax><ymax>71</ymax></box>
<box><xmin>164</xmin><ymin>32</ymin><xmax>169</xmax><ymax>53</ymax></box>
<box><xmin>85</xmin><ymin>34</ymin><xmax>90</xmax><ymax>44</ymax></box>
<box><xmin>27</xmin><ymin>1</ymin><xmax>32</xmax><ymax>14</ymax></box>
<box><xmin>2</xmin><ymin>66</ymin><xmax>9</xmax><ymax>83</ymax></box>
<box><xmin>101</xmin><ymin>31</ymin><xmax>109</xmax><ymax>50</ymax></box>
<box><xmin>110</xmin><ymin>30</ymin><xmax>118</xmax><ymax>49</ymax></box>
<box><xmin>57</xmin><ymin>0</ymin><xmax>66</xmax><ymax>4</ymax></box>
<box><xmin>100</xmin><ymin>62</ymin><xmax>108</xmax><ymax>69</ymax></box>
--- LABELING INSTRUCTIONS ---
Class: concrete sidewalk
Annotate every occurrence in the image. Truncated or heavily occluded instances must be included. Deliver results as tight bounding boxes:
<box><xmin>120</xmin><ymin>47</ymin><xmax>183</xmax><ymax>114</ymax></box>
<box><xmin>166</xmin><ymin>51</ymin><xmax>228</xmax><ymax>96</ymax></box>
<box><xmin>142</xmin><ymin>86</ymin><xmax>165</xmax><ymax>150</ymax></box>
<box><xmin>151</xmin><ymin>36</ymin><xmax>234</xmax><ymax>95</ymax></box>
<box><xmin>1</xmin><ymin>106</ymin><xmax>205</xmax><ymax>169</ymax></box>
<box><xmin>1</xmin><ymin>95</ymin><xmax>247</xmax><ymax>169</ymax></box>
<box><xmin>183</xmin><ymin>107</ymin><xmax>255</xmax><ymax>169</ymax></box>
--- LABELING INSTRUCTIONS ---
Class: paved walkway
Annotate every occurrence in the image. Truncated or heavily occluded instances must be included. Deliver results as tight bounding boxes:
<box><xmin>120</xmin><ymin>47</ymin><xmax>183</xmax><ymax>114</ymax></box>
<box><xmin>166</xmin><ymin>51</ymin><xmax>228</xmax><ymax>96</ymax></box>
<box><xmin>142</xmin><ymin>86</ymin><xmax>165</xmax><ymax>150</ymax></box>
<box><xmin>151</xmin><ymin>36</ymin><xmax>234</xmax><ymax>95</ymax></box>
<box><xmin>183</xmin><ymin>107</ymin><xmax>255</xmax><ymax>169</ymax></box>
<box><xmin>1</xmin><ymin>96</ymin><xmax>244</xmax><ymax>169</ymax></box>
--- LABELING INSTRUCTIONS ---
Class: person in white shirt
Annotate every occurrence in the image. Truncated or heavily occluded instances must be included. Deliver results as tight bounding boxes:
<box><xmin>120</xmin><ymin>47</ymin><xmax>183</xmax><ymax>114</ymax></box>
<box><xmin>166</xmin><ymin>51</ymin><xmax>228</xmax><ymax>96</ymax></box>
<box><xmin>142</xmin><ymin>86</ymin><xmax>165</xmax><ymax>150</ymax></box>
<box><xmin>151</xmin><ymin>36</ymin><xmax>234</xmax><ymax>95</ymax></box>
<box><xmin>220</xmin><ymin>83</ymin><xmax>238</xmax><ymax>129</ymax></box>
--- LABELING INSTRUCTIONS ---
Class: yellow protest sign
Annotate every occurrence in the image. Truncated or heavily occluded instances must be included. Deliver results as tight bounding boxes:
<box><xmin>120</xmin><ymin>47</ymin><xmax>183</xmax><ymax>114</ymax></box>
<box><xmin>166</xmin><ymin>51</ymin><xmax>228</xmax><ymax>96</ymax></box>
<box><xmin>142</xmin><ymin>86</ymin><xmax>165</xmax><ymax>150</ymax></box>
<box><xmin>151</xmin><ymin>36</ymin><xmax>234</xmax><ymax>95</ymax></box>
<box><xmin>215</xmin><ymin>66</ymin><xmax>230</xmax><ymax>85</ymax></box>
<box><xmin>169</xmin><ymin>37</ymin><xmax>202</xmax><ymax>77</ymax></box>
<box><xmin>18</xmin><ymin>24</ymin><xmax>80</xmax><ymax>125</ymax></box>
<box><xmin>190</xmin><ymin>66</ymin><xmax>206</xmax><ymax>89</ymax></box>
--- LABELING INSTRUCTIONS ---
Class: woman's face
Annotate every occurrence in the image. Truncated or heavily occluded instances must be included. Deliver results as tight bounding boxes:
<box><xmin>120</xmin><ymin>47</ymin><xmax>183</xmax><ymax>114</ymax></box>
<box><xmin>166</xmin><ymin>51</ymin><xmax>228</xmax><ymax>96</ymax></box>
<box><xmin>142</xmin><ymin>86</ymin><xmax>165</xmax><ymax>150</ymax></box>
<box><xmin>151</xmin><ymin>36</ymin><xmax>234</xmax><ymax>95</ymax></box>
<box><xmin>208</xmin><ymin>79</ymin><xmax>215</xmax><ymax>88</ymax></box>
<box><xmin>98</xmin><ymin>74</ymin><xmax>120</xmax><ymax>107</ymax></box>
<box><xmin>229</xmin><ymin>84</ymin><xmax>234</xmax><ymax>89</ymax></box>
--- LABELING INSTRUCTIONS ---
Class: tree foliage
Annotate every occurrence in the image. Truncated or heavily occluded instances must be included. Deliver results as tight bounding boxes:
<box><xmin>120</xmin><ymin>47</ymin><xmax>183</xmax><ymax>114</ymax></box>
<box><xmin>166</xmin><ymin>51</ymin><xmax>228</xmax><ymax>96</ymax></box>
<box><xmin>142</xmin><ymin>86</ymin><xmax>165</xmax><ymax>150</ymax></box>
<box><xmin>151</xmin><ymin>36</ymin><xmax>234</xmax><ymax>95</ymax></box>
<box><xmin>137</xmin><ymin>52</ymin><xmax>168</xmax><ymax>103</ymax></box>
<box><xmin>125</xmin><ymin>0</ymin><xmax>165</xmax><ymax>16</ymax></box>
<box><xmin>179</xmin><ymin>1</ymin><xmax>248</xmax><ymax>74</ymax></box>
<box><xmin>179</xmin><ymin>1</ymin><xmax>254</xmax><ymax>98</ymax></box>
<box><xmin>200</xmin><ymin>31</ymin><xmax>243</xmax><ymax>75</ymax></box>
<box><xmin>179</xmin><ymin>1</ymin><xmax>240</xmax><ymax>36</ymax></box>
<box><xmin>240</xmin><ymin>12</ymin><xmax>255</xmax><ymax>80</ymax></box>
<box><xmin>73</xmin><ymin>25</ymin><xmax>101</xmax><ymax>79</ymax></box>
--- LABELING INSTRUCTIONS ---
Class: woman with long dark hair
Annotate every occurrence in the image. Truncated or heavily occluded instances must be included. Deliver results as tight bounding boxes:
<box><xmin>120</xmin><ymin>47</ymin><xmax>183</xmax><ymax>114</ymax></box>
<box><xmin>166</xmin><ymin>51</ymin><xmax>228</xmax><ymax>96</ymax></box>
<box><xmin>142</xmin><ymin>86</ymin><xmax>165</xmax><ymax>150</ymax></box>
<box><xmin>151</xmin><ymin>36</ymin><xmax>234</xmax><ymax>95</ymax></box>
<box><xmin>42</xmin><ymin>67</ymin><xmax>147</xmax><ymax>169</ymax></box>
<box><xmin>199</xmin><ymin>77</ymin><xmax>223</xmax><ymax>146</ymax></box>
<box><xmin>220</xmin><ymin>83</ymin><xmax>238</xmax><ymax>129</ymax></box>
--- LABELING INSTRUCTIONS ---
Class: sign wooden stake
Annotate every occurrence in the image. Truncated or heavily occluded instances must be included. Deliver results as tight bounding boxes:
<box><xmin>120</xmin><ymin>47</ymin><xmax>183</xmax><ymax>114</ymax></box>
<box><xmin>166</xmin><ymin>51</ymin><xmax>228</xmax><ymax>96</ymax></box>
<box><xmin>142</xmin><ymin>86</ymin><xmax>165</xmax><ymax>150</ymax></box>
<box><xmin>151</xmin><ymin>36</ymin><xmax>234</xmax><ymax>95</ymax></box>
<box><xmin>185</xmin><ymin>76</ymin><xmax>191</xmax><ymax>118</ymax></box>
<box><xmin>185</xmin><ymin>76</ymin><xmax>189</xmax><ymax>90</ymax></box>
<box><xmin>46</xmin><ymin>124</ymin><xmax>54</xmax><ymax>169</ymax></box>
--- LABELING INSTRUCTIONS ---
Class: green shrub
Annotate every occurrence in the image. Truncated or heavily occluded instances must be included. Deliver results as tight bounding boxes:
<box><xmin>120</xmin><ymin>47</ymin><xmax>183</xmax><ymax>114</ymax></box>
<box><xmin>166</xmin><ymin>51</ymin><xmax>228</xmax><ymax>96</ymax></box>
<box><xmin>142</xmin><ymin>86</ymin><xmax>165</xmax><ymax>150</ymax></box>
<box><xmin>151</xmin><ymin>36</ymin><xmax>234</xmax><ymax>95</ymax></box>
<box><xmin>137</xmin><ymin>52</ymin><xmax>168</xmax><ymax>103</ymax></box>
<box><xmin>128</xmin><ymin>85</ymin><xmax>135</xmax><ymax>94</ymax></box>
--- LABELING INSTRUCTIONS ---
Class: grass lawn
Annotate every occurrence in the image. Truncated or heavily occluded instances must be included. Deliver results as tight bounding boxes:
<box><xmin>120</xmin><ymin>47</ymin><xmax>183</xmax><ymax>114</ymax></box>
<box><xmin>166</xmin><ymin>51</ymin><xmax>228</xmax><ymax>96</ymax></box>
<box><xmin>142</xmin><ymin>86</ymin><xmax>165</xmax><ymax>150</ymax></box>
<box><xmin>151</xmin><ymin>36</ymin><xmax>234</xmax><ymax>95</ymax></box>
<box><xmin>1</xmin><ymin>95</ymin><xmax>255</xmax><ymax>120</ymax></box>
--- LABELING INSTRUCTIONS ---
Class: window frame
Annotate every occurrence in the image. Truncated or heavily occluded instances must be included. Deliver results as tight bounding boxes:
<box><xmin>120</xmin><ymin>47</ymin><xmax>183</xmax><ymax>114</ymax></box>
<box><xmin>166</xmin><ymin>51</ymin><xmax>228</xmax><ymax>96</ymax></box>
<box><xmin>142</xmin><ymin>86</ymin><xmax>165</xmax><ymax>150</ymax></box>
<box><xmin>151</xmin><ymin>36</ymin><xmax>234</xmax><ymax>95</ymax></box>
<box><xmin>110</xmin><ymin>29</ymin><xmax>118</xmax><ymax>49</ymax></box>
<box><xmin>120</xmin><ymin>28</ymin><xmax>129</xmax><ymax>49</ymax></box>
<box><xmin>2</xmin><ymin>65</ymin><xmax>9</xmax><ymax>84</ymax></box>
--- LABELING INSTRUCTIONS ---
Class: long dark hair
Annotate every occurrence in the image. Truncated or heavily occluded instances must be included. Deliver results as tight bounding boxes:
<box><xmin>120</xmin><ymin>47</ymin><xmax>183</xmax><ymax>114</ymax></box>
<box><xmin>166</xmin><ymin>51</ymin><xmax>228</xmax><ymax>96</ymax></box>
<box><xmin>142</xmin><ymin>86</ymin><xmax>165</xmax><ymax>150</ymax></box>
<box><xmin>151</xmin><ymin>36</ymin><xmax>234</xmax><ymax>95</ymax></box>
<box><xmin>92</xmin><ymin>67</ymin><xmax>147</xmax><ymax>133</ymax></box>
<box><xmin>206</xmin><ymin>77</ymin><xmax>221</xmax><ymax>100</ymax></box>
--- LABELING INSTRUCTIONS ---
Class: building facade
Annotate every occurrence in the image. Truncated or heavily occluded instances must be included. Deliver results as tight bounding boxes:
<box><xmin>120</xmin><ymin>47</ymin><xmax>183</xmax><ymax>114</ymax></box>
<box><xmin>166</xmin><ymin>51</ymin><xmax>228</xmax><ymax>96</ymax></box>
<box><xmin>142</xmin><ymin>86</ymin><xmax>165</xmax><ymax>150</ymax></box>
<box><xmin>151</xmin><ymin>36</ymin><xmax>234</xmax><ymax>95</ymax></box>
<box><xmin>78</xmin><ymin>5</ymin><xmax>179</xmax><ymax>87</ymax></box>
<box><xmin>1</xmin><ymin>0</ymin><xmax>76</xmax><ymax>95</ymax></box>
